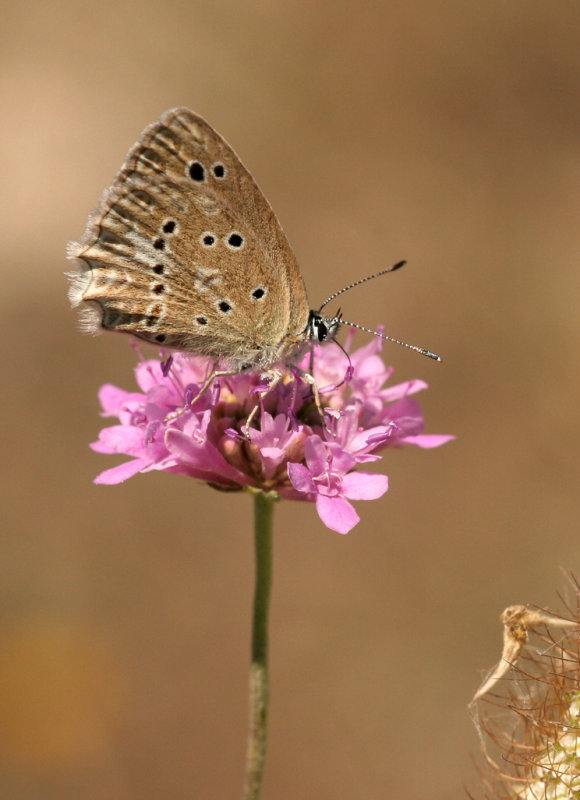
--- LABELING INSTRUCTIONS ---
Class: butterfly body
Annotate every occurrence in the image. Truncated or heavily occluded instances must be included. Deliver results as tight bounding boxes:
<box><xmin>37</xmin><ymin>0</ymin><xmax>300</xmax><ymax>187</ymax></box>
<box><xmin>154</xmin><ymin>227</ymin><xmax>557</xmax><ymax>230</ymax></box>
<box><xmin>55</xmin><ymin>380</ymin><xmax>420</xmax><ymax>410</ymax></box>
<box><xmin>68</xmin><ymin>108</ymin><xmax>323</xmax><ymax>371</ymax></box>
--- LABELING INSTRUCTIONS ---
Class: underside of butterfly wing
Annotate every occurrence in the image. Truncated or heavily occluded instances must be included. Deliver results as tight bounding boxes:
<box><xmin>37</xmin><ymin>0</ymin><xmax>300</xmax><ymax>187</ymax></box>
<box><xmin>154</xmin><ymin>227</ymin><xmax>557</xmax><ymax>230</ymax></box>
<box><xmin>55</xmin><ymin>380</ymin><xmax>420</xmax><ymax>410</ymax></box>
<box><xmin>68</xmin><ymin>108</ymin><xmax>311</xmax><ymax>370</ymax></box>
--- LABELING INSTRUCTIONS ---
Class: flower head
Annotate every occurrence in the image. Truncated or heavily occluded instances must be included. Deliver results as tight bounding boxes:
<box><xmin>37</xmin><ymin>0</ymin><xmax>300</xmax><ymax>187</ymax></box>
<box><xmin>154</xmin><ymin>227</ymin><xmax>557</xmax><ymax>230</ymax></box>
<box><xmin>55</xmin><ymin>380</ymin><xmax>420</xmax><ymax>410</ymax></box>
<box><xmin>91</xmin><ymin>334</ymin><xmax>453</xmax><ymax>533</ymax></box>
<box><xmin>473</xmin><ymin>593</ymin><xmax>580</xmax><ymax>800</ymax></box>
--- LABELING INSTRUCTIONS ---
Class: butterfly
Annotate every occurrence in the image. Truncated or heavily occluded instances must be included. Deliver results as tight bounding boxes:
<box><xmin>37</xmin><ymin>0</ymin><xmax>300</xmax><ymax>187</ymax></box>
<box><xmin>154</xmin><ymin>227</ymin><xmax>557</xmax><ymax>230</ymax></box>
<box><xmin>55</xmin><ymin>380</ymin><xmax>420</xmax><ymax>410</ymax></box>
<box><xmin>67</xmin><ymin>107</ymin><xmax>439</xmax><ymax>370</ymax></box>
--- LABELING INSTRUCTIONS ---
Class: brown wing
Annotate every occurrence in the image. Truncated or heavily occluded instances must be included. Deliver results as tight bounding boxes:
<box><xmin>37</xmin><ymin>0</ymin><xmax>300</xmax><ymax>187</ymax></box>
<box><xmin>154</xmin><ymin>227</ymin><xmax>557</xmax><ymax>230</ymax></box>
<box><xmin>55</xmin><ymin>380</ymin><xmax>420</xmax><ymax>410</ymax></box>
<box><xmin>68</xmin><ymin>108</ymin><xmax>310</xmax><ymax>369</ymax></box>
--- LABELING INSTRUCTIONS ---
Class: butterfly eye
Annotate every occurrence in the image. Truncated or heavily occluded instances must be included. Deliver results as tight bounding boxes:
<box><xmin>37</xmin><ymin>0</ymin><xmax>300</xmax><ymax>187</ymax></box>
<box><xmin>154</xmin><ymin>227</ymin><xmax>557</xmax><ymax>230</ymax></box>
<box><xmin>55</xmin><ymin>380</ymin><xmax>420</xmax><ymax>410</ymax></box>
<box><xmin>187</xmin><ymin>161</ymin><xmax>206</xmax><ymax>183</ymax></box>
<box><xmin>211</xmin><ymin>162</ymin><xmax>226</xmax><ymax>179</ymax></box>
<box><xmin>225</xmin><ymin>232</ymin><xmax>244</xmax><ymax>250</ymax></box>
<box><xmin>251</xmin><ymin>287</ymin><xmax>266</xmax><ymax>300</ymax></box>
<box><xmin>316</xmin><ymin>320</ymin><xmax>328</xmax><ymax>341</ymax></box>
<box><xmin>307</xmin><ymin>312</ymin><xmax>331</xmax><ymax>343</ymax></box>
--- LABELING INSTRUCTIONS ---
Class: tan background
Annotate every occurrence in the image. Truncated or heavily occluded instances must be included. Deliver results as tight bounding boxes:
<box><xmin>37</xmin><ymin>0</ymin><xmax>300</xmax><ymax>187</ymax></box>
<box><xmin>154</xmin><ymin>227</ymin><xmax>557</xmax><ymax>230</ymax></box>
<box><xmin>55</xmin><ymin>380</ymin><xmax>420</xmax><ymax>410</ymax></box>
<box><xmin>1</xmin><ymin>2</ymin><xmax>579</xmax><ymax>798</ymax></box>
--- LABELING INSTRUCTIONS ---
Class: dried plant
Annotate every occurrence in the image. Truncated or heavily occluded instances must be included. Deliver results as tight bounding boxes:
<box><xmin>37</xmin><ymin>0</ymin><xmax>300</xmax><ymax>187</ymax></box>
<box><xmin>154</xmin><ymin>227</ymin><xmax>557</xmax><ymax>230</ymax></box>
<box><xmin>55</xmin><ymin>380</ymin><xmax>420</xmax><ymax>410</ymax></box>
<box><xmin>470</xmin><ymin>576</ymin><xmax>580</xmax><ymax>799</ymax></box>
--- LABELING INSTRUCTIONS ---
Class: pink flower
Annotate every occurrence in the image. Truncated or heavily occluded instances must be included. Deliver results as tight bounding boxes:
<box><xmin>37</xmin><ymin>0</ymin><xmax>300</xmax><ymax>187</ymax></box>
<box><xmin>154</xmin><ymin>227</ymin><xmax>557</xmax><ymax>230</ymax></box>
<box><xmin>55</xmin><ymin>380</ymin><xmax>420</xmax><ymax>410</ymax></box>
<box><xmin>91</xmin><ymin>334</ymin><xmax>453</xmax><ymax>533</ymax></box>
<box><xmin>287</xmin><ymin>437</ymin><xmax>389</xmax><ymax>534</ymax></box>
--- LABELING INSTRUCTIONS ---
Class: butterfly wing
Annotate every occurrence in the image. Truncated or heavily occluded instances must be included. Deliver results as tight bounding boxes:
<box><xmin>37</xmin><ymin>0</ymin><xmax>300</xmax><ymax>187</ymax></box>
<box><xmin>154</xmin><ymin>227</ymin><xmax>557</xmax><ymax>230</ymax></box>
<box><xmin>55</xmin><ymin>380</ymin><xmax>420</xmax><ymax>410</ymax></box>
<box><xmin>68</xmin><ymin>108</ymin><xmax>310</xmax><ymax>369</ymax></box>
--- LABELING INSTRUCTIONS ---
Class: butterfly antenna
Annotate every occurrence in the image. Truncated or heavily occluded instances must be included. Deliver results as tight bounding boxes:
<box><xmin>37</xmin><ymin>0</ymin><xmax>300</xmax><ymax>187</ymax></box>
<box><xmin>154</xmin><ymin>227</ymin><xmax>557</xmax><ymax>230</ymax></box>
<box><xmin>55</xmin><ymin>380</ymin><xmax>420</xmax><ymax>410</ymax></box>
<box><xmin>337</xmin><ymin>319</ymin><xmax>441</xmax><ymax>361</ymax></box>
<box><xmin>318</xmin><ymin>260</ymin><xmax>406</xmax><ymax>311</ymax></box>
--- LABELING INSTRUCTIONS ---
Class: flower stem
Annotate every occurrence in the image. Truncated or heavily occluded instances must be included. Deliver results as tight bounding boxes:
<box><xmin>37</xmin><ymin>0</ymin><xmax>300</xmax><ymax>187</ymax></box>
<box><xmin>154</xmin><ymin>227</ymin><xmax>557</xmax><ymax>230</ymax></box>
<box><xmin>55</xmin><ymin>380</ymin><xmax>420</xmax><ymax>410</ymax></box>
<box><xmin>242</xmin><ymin>491</ymin><xmax>275</xmax><ymax>800</ymax></box>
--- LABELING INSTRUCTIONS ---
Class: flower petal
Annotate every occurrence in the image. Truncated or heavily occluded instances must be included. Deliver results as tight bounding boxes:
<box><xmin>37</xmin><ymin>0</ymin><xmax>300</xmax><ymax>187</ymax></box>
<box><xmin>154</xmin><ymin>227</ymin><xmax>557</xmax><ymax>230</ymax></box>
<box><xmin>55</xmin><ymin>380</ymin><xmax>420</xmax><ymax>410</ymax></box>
<box><xmin>402</xmin><ymin>434</ymin><xmax>455</xmax><ymax>448</ymax></box>
<box><xmin>382</xmin><ymin>397</ymin><xmax>425</xmax><ymax>438</ymax></box>
<box><xmin>94</xmin><ymin>457</ymin><xmax>151</xmax><ymax>484</ymax></box>
<box><xmin>315</xmin><ymin>494</ymin><xmax>360</xmax><ymax>534</ymax></box>
<box><xmin>341</xmin><ymin>472</ymin><xmax>389</xmax><ymax>500</ymax></box>
<box><xmin>287</xmin><ymin>462</ymin><xmax>315</xmax><ymax>494</ymax></box>
<box><xmin>135</xmin><ymin>360</ymin><xmax>167</xmax><ymax>392</ymax></box>
<box><xmin>165</xmin><ymin>428</ymin><xmax>253</xmax><ymax>486</ymax></box>
<box><xmin>90</xmin><ymin>425</ymin><xmax>144</xmax><ymax>455</ymax></box>
<box><xmin>304</xmin><ymin>436</ymin><xmax>328</xmax><ymax>475</ymax></box>
<box><xmin>380</xmin><ymin>378</ymin><xmax>428</xmax><ymax>402</ymax></box>
<box><xmin>97</xmin><ymin>384</ymin><xmax>143</xmax><ymax>415</ymax></box>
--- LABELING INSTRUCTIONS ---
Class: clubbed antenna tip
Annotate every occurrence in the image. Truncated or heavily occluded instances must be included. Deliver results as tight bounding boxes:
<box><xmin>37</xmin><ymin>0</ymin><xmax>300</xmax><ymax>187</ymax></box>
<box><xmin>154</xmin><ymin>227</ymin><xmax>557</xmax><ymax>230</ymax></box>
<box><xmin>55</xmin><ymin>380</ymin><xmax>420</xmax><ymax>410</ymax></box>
<box><xmin>318</xmin><ymin>260</ymin><xmax>407</xmax><ymax>311</ymax></box>
<box><xmin>338</xmin><ymin>319</ymin><xmax>441</xmax><ymax>361</ymax></box>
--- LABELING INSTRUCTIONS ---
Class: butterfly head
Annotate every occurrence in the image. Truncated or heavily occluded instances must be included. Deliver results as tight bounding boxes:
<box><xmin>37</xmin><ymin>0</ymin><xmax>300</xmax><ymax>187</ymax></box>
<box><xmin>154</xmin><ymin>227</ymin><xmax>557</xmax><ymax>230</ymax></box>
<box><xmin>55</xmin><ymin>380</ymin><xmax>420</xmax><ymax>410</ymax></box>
<box><xmin>307</xmin><ymin>309</ymin><xmax>341</xmax><ymax>345</ymax></box>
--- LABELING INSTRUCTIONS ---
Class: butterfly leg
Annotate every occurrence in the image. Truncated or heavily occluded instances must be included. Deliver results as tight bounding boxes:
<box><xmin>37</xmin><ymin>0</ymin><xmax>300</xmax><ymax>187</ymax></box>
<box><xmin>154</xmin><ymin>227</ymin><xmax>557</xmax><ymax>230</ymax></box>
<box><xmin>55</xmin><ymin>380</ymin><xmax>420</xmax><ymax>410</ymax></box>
<box><xmin>164</xmin><ymin>367</ymin><xmax>240</xmax><ymax>422</ymax></box>
<box><xmin>292</xmin><ymin>367</ymin><xmax>333</xmax><ymax>435</ymax></box>
<box><xmin>243</xmin><ymin>370</ymin><xmax>284</xmax><ymax>438</ymax></box>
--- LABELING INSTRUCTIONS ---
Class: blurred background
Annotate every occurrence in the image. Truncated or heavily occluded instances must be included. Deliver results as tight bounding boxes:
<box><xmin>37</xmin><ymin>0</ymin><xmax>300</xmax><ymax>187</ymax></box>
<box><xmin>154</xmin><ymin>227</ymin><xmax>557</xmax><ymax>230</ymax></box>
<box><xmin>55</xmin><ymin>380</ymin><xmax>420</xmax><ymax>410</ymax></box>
<box><xmin>1</xmin><ymin>1</ymin><xmax>579</xmax><ymax>798</ymax></box>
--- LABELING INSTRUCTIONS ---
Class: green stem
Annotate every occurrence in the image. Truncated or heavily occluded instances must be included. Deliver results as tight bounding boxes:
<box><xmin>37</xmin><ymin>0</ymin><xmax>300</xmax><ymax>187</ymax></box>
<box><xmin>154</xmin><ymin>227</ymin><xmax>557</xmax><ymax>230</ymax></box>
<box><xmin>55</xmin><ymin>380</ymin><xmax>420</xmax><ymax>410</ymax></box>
<box><xmin>242</xmin><ymin>491</ymin><xmax>275</xmax><ymax>800</ymax></box>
